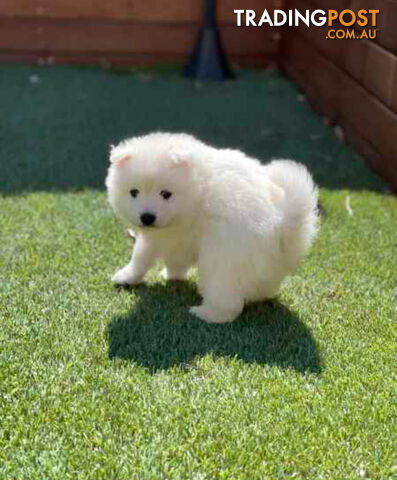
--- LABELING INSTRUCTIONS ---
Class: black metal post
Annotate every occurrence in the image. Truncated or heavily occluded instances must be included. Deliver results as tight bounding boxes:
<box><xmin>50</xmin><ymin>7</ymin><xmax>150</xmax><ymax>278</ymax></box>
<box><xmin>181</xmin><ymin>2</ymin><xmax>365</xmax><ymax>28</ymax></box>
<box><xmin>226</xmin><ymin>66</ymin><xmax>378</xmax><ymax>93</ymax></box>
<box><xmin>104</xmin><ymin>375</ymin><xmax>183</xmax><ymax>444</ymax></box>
<box><xmin>184</xmin><ymin>0</ymin><xmax>234</xmax><ymax>81</ymax></box>
<box><xmin>204</xmin><ymin>0</ymin><xmax>216</xmax><ymax>27</ymax></box>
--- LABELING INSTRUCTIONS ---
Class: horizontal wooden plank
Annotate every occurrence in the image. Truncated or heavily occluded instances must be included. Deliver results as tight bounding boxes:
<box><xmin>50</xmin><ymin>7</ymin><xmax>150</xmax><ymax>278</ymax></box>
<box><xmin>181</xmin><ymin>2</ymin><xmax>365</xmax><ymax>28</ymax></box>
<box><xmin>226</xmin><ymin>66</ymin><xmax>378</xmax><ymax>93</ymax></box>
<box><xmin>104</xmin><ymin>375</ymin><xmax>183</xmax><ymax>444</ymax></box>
<box><xmin>392</xmin><ymin>76</ymin><xmax>397</xmax><ymax>112</ymax></box>
<box><xmin>306</xmin><ymin>0</ymin><xmax>350</xmax><ymax>9</ymax></box>
<box><xmin>285</xmin><ymin>60</ymin><xmax>397</xmax><ymax>190</ymax></box>
<box><xmin>281</xmin><ymin>29</ymin><xmax>340</xmax><ymax>110</ymax></box>
<box><xmin>338</xmin><ymin>73</ymin><xmax>397</xmax><ymax>163</ymax></box>
<box><xmin>221</xmin><ymin>26</ymin><xmax>279</xmax><ymax>56</ymax></box>
<box><xmin>343</xmin><ymin>38</ymin><xmax>367</xmax><ymax>82</ymax></box>
<box><xmin>295</xmin><ymin>22</ymin><xmax>397</xmax><ymax>112</ymax></box>
<box><xmin>0</xmin><ymin>0</ymin><xmax>276</xmax><ymax>23</ymax></box>
<box><xmin>304</xmin><ymin>0</ymin><xmax>397</xmax><ymax>55</ymax></box>
<box><xmin>342</xmin><ymin>121</ymin><xmax>397</xmax><ymax>188</ymax></box>
<box><xmin>218</xmin><ymin>0</ymin><xmax>279</xmax><ymax>23</ymax></box>
<box><xmin>377</xmin><ymin>0</ymin><xmax>397</xmax><ymax>55</ymax></box>
<box><xmin>283</xmin><ymin>32</ymin><xmax>397</xmax><ymax>190</ymax></box>
<box><xmin>285</xmin><ymin>60</ymin><xmax>397</xmax><ymax>188</ymax></box>
<box><xmin>286</xmin><ymin>0</ymin><xmax>397</xmax><ymax>113</ymax></box>
<box><xmin>282</xmin><ymin>54</ymin><xmax>337</xmax><ymax>120</ymax></box>
<box><xmin>363</xmin><ymin>40</ymin><xmax>396</xmax><ymax>108</ymax></box>
<box><xmin>0</xmin><ymin>19</ymin><xmax>194</xmax><ymax>54</ymax></box>
<box><xmin>349</xmin><ymin>0</ymin><xmax>397</xmax><ymax>54</ymax></box>
<box><xmin>287</xmin><ymin>0</ymin><xmax>362</xmax><ymax>77</ymax></box>
<box><xmin>0</xmin><ymin>18</ymin><xmax>278</xmax><ymax>56</ymax></box>
<box><xmin>0</xmin><ymin>0</ymin><xmax>201</xmax><ymax>22</ymax></box>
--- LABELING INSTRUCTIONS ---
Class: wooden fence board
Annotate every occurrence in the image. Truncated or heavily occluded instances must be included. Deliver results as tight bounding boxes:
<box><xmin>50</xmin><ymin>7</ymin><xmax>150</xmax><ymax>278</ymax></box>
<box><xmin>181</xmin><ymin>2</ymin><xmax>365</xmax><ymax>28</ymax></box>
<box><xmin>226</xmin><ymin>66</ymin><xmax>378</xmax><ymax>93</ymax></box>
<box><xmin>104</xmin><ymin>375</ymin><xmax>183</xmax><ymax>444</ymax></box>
<box><xmin>0</xmin><ymin>18</ymin><xmax>278</xmax><ymax>57</ymax></box>
<box><xmin>0</xmin><ymin>0</ymin><xmax>273</xmax><ymax>23</ymax></box>
<box><xmin>283</xmin><ymin>31</ymin><xmax>397</xmax><ymax>189</ymax></box>
<box><xmin>363</xmin><ymin>40</ymin><xmax>396</xmax><ymax>107</ymax></box>
<box><xmin>284</xmin><ymin>0</ymin><xmax>397</xmax><ymax>113</ymax></box>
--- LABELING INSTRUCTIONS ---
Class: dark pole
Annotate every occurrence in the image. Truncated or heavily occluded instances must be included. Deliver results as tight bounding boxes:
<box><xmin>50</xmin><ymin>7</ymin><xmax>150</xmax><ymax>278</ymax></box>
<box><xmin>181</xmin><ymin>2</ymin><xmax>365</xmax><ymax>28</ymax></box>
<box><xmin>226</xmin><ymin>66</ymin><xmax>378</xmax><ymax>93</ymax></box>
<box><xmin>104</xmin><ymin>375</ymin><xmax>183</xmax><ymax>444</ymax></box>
<box><xmin>184</xmin><ymin>0</ymin><xmax>234</xmax><ymax>81</ymax></box>
<box><xmin>205</xmin><ymin>0</ymin><xmax>216</xmax><ymax>27</ymax></box>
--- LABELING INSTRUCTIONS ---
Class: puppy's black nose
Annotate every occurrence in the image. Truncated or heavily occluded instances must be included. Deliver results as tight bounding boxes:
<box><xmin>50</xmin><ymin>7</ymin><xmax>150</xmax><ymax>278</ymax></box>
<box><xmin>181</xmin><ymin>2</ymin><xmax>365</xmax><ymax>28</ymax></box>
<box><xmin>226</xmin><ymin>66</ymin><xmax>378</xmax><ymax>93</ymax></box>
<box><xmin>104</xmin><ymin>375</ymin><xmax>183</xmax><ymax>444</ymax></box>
<box><xmin>140</xmin><ymin>213</ymin><xmax>156</xmax><ymax>226</ymax></box>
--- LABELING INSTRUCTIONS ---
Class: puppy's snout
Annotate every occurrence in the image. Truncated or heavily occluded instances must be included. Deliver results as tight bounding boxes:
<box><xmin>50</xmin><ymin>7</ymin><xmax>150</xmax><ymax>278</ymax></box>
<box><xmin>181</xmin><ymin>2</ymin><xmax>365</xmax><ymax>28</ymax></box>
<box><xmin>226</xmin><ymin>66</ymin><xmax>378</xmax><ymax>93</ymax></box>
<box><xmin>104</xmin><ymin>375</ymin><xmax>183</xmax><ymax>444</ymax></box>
<box><xmin>140</xmin><ymin>212</ymin><xmax>156</xmax><ymax>226</ymax></box>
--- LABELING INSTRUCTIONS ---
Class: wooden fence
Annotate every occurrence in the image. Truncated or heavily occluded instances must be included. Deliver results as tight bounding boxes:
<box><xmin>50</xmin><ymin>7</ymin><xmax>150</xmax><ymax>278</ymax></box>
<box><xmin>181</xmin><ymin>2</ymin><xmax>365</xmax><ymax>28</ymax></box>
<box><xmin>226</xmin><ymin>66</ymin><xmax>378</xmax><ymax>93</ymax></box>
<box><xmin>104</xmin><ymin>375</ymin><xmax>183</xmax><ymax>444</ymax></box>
<box><xmin>282</xmin><ymin>0</ymin><xmax>397</xmax><ymax>190</ymax></box>
<box><xmin>0</xmin><ymin>1</ymin><xmax>279</xmax><ymax>66</ymax></box>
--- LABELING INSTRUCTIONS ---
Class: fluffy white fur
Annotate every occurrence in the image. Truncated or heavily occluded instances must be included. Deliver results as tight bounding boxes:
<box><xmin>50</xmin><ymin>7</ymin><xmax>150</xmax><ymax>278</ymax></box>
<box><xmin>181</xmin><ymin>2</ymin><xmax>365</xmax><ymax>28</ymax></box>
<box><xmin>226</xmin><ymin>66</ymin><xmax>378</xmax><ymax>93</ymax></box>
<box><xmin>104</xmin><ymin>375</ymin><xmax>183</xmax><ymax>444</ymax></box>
<box><xmin>106</xmin><ymin>132</ymin><xmax>319</xmax><ymax>323</ymax></box>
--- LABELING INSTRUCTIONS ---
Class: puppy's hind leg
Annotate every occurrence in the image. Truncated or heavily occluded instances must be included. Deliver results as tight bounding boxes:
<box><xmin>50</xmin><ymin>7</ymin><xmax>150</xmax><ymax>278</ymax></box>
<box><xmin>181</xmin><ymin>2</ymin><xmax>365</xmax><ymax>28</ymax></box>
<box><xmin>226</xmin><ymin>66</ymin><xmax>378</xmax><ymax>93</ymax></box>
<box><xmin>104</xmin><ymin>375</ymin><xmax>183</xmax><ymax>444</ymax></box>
<box><xmin>190</xmin><ymin>291</ymin><xmax>244</xmax><ymax>324</ymax></box>
<box><xmin>190</xmin><ymin>279</ymin><xmax>244</xmax><ymax>324</ymax></box>
<box><xmin>162</xmin><ymin>251</ymin><xmax>193</xmax><ymax>280</ymax></box>
<box><xmin>161</xmin><ymin>265</ymin><xmax>190</xmax><ymax>281</ymax></box>
<box><xmin>190</xmin><ymin>225</ymin><xmax>245</xmax><ymax>323</ymax></box>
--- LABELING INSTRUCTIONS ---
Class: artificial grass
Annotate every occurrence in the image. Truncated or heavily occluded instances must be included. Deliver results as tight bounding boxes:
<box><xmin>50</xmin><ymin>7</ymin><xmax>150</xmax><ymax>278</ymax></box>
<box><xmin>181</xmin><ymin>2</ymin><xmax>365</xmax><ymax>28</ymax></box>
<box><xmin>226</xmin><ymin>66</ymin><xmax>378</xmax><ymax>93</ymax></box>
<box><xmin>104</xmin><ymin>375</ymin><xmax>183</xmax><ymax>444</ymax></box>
<box><xmin>0</xmin><ymin>64</ymin><xmax>396</xmax><ymax>479</ymax></box>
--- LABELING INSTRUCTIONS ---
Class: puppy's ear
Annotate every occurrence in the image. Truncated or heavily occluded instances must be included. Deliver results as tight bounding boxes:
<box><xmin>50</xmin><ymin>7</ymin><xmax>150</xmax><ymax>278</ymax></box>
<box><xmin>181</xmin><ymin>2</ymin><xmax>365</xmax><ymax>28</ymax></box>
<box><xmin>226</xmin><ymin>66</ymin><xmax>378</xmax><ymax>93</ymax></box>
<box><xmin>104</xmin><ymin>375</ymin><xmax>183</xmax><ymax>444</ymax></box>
<box><xmin>169</xmin><ymin>148</ymin><xmax>192</xmax><ymax>168</ymax></box>
<box><xmin>110</xmin><ymin>144</ymin><xmax>131</xmax><ymax>167</ymax></box>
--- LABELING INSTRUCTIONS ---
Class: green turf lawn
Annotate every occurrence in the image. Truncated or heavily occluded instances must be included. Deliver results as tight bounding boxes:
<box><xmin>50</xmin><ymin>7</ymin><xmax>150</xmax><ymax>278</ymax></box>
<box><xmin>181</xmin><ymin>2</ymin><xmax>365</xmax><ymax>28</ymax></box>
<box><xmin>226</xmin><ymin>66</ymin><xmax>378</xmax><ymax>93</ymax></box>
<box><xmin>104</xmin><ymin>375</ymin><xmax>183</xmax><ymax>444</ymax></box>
<box><xmin>1</xmin><ymin>64</ymin><xmax>396</xmax><ymax>479</ymax></box>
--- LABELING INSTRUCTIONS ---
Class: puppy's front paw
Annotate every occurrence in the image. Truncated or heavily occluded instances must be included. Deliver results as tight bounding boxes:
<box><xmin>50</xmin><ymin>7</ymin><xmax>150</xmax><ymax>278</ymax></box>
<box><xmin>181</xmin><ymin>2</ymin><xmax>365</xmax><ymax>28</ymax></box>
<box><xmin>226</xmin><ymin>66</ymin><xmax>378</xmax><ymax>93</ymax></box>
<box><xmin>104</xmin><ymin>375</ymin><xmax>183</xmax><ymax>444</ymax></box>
<box><xmin>111</xmin><ymin>266</ymin><xmax>142</xmax><ymax>286</ymax></box>
<box><xmin>189</xmin><ymin>305</ymin><xmax>235</xmax><ymax>324</ymax></box>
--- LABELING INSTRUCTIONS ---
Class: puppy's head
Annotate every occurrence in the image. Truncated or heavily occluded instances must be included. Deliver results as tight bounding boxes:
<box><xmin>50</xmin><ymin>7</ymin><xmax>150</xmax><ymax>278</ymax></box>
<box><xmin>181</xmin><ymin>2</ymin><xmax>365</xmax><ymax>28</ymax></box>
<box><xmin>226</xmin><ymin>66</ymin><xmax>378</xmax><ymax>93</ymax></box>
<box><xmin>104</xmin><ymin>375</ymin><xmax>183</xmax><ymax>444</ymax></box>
<box><xmin>106</xmin><ymin>134</ymin><xmax>200</xmax><ymax>230</ymax></box>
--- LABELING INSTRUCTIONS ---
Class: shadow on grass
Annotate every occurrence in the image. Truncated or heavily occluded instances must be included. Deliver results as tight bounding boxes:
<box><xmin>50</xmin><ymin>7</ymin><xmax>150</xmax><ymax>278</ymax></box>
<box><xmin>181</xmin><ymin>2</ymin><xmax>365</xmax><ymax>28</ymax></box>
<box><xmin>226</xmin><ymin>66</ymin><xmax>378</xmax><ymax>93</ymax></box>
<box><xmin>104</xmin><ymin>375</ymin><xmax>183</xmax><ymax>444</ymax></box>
<box><xmin>107</xmin><ymin>281</ymin><xmax>321</xmax><ymax>374</ymax></box>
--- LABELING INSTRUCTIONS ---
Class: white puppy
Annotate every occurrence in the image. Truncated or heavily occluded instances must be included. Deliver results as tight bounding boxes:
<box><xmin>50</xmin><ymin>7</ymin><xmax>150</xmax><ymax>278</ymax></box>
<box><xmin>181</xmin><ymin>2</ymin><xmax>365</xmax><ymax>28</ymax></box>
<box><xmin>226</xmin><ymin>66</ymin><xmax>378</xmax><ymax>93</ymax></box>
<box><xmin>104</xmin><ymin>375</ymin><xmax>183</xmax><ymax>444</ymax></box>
<box><xmin>106</xmin><ymin>132</ymin><xmax>318</xmax><ymax>323</ymax></box>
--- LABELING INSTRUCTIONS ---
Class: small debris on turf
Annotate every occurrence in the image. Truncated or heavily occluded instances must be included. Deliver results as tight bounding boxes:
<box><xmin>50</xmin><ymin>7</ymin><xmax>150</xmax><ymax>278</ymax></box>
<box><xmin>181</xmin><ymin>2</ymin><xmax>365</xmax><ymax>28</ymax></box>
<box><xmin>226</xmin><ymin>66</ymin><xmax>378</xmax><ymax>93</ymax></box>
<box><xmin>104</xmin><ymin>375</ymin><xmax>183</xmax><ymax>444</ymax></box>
<box><xmin>310</xmin><ymin>133</ymin><xmax>322</xmax><ymax>140</ymax></box>
<box><xmin>334</xmin><ymin>125</ymin><xmax>345</xmax><ymax>143</ymax></box>
<box><xmin>356</xmin><ymin>465</ymin><xmax>369</xmax><ymax>478</ymax></box>
<box><xmin>137</xmin><ymin>72</ymin><xmax>154</xmax><ymax>82</ymax></box>
<box><xmin>29</xmin><ymin>74</ymin><xmax>40</xmax><ymax>84</ymax></box>
<box><xmin>345</xmin><ymin>195</ymin><xmax>353</xmax><ymax>216</ymax></box>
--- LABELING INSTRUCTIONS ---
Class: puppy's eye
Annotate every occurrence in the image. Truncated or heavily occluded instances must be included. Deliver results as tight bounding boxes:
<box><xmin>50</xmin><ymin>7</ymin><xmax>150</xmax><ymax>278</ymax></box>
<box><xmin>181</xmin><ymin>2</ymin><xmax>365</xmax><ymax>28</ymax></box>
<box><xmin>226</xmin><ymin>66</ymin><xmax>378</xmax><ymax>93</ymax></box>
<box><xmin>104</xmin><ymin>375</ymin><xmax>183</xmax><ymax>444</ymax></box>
<box><xmin>130</xmin><ymin>189</ymin><xmax>139</xmax><ymax>198</ymax></box>
<box><xmin>160</xmin><ymin>190</ymin><xmax>172</xmax><ymax>200</ymax></box>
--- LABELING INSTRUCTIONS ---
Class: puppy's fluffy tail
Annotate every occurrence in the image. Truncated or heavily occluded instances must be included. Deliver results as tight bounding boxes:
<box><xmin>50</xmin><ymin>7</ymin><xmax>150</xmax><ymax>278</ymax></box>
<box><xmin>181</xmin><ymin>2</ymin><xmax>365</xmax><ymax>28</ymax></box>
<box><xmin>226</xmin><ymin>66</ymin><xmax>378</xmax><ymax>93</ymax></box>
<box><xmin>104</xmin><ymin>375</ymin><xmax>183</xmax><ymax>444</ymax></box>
<box><xmin>265</xmin><ymin>160</ymin><xmax>319</xmax><ymax>273</ymax></box>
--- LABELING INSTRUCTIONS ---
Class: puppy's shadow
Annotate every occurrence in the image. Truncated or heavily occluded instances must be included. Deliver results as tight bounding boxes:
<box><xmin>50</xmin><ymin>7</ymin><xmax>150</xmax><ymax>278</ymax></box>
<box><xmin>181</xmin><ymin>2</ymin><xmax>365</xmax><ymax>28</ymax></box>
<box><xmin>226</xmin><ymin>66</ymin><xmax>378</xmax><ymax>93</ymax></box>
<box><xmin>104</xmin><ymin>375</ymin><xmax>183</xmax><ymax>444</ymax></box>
<box><xmin>108</xmin><ymin>281</ymin><xmax>321</xmax><ymax>374</ymax></box>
